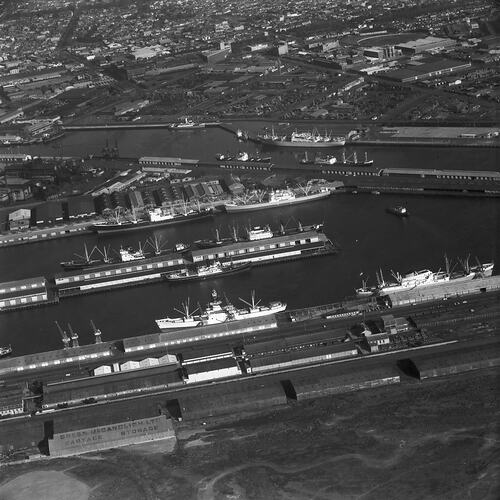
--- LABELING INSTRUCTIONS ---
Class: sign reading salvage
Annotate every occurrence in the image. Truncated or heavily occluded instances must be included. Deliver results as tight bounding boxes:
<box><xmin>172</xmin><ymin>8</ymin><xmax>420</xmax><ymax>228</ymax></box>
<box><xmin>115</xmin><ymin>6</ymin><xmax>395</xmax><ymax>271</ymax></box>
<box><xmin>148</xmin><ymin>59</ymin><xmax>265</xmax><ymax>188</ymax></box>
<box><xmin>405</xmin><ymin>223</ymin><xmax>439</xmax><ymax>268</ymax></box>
<box><xmin>50</xmin><ymin>416</ymin><xmax>174</xmax><ymax>455</ymax></box>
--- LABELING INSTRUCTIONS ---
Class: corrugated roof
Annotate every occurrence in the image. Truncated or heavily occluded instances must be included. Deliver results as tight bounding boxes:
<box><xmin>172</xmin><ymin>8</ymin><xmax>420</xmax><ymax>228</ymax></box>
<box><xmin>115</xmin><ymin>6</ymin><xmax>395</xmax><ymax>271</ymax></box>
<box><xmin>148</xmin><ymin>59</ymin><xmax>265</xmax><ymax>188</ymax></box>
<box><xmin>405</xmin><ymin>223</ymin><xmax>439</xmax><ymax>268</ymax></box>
<box><xmin>191</xmin><ymin>230</ymin><xmax>327</xmax><ymax>257</ymax></box>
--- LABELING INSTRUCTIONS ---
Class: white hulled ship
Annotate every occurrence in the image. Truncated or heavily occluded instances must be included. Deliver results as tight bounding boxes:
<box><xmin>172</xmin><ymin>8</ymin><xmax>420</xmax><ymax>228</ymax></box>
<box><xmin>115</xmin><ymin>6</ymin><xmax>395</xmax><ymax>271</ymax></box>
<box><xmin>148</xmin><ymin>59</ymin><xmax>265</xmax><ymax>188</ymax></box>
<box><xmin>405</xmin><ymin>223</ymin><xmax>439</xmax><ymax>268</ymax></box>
<box><xmin>356</xmin><ymin>257</ymin><xmax>494</xmax><ymax>297</ymax></box>
<box><xmin>224</xmin><ymin>186</ymin><xmax>331</xmax><ymax>213</ymax></box>
<box><xmin>257</xmin><ymin>128</ymin><xmax>345</xmax><ymax>147</ymax></box>
<box><xmin>155</xmin><ymin>290</ymin><xmax>286</xmax><ymax>330</ymax></box>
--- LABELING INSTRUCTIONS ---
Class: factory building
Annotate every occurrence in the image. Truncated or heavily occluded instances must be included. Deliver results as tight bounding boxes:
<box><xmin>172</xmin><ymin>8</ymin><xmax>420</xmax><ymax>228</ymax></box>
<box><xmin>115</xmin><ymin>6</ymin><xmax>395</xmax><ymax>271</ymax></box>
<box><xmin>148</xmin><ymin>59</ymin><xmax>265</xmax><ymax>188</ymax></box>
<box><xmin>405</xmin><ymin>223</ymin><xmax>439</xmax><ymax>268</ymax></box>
<box><xmin>395</xmin><ymin>36</ymin><xmax>456</xmax><ymax>55</ymax></box>
<box><xmin>382</xmin><ymin>58</ymin><xmax>471</xmax><ymax>83</ymax></box>
<box><xmin>363</xmin><ymin>45</ymin><xmax>398</xmax><ymax>60</ymax></box>
<box><xmin>202</xmin><ymin>47</ymin><xmax>231</xmax><ymax>65</ymax></box>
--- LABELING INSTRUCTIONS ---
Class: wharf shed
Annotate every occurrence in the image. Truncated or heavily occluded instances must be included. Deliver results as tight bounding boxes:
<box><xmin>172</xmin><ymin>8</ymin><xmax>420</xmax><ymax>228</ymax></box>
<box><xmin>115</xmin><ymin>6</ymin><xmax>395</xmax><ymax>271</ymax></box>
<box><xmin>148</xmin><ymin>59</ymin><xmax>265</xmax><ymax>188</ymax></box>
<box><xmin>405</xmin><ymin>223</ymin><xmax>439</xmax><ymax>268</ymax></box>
<box><xmin>124</xmin><ymin>317</ymin><xmax>278</xmax><ymax>353</ymax></box>
<box><xmin>249</xmin><ymin>342</ymin><xmax>359</xmax><ymax>374</ymax></box>
<box><xmin>402</xmin><ymin>340</ymin><xmax>500</xmax><ymax>380</ymax></box>
<box><xmin>0</xmin><ymin>341</ymin><xmax>117</xmax><ymax>378</ymax></box>
<box><xmin>190</xmin><ymin>229</ymin><xmax>333</xmax><ymax>264</ymax></box>
<box><xmin>291</xmin><ymin>364</ymin><xmax>401</xmax><ymax>401</ymax></box>
<box><xmin>184</xmin><ymin>357</ymin><xmax>241</xmax><ymax>383</ymax></box>
<box><xmin>387</xmin><ymin>275</ymin><xmax>500</xmax><ymax>306</ymax></box>
<box><xmin>174</xmin><ymin>379</ymin><xmax>287</xmax><ymax>420</ymax></box>
<box><xmin>0</xmin><ymin>276</ymin><xmax>48</xmax><ymax>310</ymax></box>
<box><xmin>54</xmin><ymin>253</ymin><xmax>187</xmax><ymax>296</ymax></box>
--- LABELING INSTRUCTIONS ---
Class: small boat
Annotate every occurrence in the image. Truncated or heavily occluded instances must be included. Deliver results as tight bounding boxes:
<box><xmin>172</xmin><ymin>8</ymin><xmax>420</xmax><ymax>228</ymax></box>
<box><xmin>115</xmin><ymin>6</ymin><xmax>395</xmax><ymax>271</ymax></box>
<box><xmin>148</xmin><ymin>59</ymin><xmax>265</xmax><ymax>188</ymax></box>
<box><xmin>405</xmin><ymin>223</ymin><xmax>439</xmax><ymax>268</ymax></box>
<box><xmin>0</xmin><ymin>345</ymin><xmax>12</xmax><ymax>358</ymax></box>
<box><xmin>355</xmin><ymin>277</ymin><xmax>376</xmax><ymax>297</ymax></box>
<box><xmin>386</xmin><ymin>206</ymin><xmax>409</xmax><ymax>217</ymax></box>
<box><xmin>164</xmin><ymin>261</ymin><xmax>252</xmax><ymax>282</ymax></box>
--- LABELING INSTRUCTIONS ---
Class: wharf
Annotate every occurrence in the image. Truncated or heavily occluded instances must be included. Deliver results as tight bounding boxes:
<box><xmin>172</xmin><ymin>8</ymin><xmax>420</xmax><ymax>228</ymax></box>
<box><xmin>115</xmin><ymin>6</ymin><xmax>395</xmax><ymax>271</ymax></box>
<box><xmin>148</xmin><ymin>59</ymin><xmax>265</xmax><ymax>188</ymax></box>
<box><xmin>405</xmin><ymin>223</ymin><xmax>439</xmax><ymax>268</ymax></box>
<box><xmin>0</xmin><ymin>222</ymin><xmax>92</xmax><ymax>247</ymax></box>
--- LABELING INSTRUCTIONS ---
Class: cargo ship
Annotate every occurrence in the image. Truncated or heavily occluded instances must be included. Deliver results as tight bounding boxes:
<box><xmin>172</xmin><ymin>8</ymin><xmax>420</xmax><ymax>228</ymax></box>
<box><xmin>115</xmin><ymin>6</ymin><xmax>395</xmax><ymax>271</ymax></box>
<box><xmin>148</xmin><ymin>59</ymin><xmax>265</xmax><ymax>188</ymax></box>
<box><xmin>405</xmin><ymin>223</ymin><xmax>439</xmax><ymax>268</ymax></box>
<box><xmin>169</xmin><ymin>118</ymin><xmax>204</xmax><ymax>129</ymax></box>
<box><xmin>60</xmin><ymin>244</ymin><xmax>107</xmax><ymax>270</ymax></box>
<box><xmin>356</xmin><ymin>257</ymin><xmax>494</xmax><ymax>297</ymax></box>
<box><xmin>257</xmin><ymin>128</ymin><xmax>345</xmax><ymax>147</ymax></box>
<box><xmin>301</xmin><ymin>151</ymin><xmax>373</xmax><ymax>166</ymax></box>
<box><xmin>215</xmin><ymin>151</ymin><xmax>271</xmax><ymax>163</ymax></box>
<box><xmin>156</xmin><ymin>289</ymin><xmax>286</xmax><ymax>330</ymax></box>
<box><xmin>224</xmin><ymin>186</ymin><xmax>331</xmax><ymax>213</ymax></box>
<box><xmin>163</xmin><ymin>261</ymin><xmax>251</xmax><ymax>282</ymax></box>
<box><xmin>90</xmin><ymin>206</ymin><xmax>213</xmax><ymax>235</ymax></box>
<box><xmin>60</xmin><ymin>239</ymin><xmax>173</xmax><ymax>271</ymax></box>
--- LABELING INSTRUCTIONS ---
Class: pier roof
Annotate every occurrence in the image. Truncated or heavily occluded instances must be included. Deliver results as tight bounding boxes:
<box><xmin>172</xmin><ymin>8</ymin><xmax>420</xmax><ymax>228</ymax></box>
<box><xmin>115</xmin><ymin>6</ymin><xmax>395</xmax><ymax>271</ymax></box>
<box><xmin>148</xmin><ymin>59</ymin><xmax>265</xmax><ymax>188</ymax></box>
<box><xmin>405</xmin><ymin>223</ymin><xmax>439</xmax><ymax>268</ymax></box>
<box><xmin>190</xmin><ymin>229</ymin><xmax>327</xmax><ymax>258</ymax></box>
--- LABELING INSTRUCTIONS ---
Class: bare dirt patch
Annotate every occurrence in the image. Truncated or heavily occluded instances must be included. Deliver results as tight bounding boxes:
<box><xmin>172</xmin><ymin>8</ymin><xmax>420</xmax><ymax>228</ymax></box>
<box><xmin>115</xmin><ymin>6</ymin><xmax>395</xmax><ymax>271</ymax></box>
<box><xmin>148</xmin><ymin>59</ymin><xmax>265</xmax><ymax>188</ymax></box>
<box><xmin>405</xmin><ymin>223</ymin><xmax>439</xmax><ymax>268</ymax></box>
<box><xmin>0</xmin><ymin>470</ymin><xmax>90</xmax><ymax>500</ymax></box>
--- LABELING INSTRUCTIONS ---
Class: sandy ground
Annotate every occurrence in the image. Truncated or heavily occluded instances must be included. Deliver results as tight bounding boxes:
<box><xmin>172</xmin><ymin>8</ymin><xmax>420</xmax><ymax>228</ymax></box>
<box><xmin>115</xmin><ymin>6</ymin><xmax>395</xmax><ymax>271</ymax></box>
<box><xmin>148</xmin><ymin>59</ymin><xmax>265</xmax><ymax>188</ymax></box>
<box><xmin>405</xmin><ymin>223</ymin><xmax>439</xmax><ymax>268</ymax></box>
<box><xmin>1</xmin><ymin>368</ymin><xmax>499</xmax><ymax>499</ymax></box>
<box><xmin>0</xmin><ymin>470</ymin><xmax>90</xmax><ymax>500</ymax></box>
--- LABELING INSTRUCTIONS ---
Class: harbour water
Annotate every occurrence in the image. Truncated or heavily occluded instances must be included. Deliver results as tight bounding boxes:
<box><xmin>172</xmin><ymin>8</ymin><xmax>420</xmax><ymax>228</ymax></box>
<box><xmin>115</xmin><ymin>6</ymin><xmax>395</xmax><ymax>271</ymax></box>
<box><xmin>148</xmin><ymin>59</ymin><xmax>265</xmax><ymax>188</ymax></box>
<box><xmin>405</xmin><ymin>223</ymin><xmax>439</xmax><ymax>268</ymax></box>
<box><xmin>0</xmin><ymin>126</ymin><xmax>498</xmax><ymax>355</ymax></box>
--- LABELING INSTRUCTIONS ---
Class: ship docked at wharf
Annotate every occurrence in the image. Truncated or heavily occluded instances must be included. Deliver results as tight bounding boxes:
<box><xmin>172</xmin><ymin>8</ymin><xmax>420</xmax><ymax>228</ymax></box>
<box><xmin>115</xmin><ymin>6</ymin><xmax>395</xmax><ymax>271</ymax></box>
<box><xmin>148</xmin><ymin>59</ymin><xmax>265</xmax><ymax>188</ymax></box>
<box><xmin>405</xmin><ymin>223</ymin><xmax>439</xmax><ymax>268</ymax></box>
<box><xmin>90</xmin><ymin>205</ymin><xmax>213</xmax><ymax>235</ymax></box>
<box><xmin>224</xmin><ymin>185</ymin><xmax>332</xmax><ymax>213</ymax></box>
<box><xmin>53</xmin><ymin>222</ymin><xmax>337</xmax><ymax>298</ymax></box>
<box><xmin>156</xmin><ymin>289</ymin><xmax>286</xmax><ymax>330</ymax></box>
<box><xmin>356</xmin><ymin>257</ymin><xmax>495</xmax><ymax>297</ymax></box>
<box><xmin>300</xmin><ymin>150</ymin><xmax>373</xmax><ymax>166</ymax></box>
<box><xmin>59</xmin><ymin>237</ymin><xmax>184</xmax><ymax>271</ymax></box>
<box><xmin>163</xmin><ymin>261</ymin><xmax>251</xmax><ymax>283</ymax></box>
<box><xmin>257</xmin><ymin>128</ymin><xmax>346</xmax><ymax>147</ymax></box>
<box><xmin>215</xmin><ymin>151</ymin><xmax>271</xmax><ymax>163</ymax></box>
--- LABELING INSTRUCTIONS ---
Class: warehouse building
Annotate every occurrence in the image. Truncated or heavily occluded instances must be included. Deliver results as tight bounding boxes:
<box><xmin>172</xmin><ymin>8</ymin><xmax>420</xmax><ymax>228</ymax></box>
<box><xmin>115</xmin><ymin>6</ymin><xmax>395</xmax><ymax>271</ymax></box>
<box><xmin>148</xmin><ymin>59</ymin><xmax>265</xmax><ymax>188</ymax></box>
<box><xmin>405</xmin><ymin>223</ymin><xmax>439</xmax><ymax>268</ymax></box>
<box><xmin>172</xmin><ymin>379</ymin><xmax>287</xmax><ymax>420</ymax></box>
<box><xmin>399</xmin><ymin>338</ymin><xmax>500</xmax><ymax>380</ymax></box>
<box><xmin>49</xmin><ymin>415</ymin><xmax>176</xmax><ymax>457</ymax></box>
<box><xmin>35</xmin><ymin>201</ymin><xmax>64</xmax><ymax>225</ymax></box>
<box><xmin>8</xmin><ymin>208</ymin><xmax>31</xmax><ymax>230</ymax></box>
<box><xmin>382</xmin><ymin>58</ymin><xmax>471</xmax><ymax>83</ymax></box>
<box><xmin>66</xmin><ymin>195</ymin><xmax>96</xmax><ymax>220</ymax></box>
<box><xmin>395</xmin><ymin>36</ymin><xmax>456</xmax><ymax>55</ymax></box>
<box><xmin>291</xmin><ymin>364</ymin><xmax>401</xmax><ymax>401</ymax></box>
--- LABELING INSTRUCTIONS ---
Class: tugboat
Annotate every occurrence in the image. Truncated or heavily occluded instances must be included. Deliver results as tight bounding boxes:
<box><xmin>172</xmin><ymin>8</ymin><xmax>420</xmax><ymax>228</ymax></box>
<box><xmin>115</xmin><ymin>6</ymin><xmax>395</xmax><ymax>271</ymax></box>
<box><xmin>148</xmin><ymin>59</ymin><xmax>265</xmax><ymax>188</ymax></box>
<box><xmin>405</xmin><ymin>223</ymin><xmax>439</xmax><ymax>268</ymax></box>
<box><xmin>386</xmin><ymin>206</ymin><xmax>409</xmax><ymax>217</ymax></box>
<box><xmin>0</xmin><ymin>344</ymin><xmax>12</xmax><ymax>358</ymax></box>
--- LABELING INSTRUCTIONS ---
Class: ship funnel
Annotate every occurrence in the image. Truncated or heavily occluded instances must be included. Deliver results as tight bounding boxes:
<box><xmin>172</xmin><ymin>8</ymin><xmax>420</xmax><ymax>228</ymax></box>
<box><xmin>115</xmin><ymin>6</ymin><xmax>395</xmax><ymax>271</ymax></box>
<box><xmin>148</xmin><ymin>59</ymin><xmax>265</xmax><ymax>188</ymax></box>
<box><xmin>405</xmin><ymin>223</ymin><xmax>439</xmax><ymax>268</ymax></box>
<box><xmin>90</xmin><ymin>320</ymin><xmax>102</xmax><ymax>344</ymax></box>
<box><xmin>68</xmin><ymin>323</ymin><xmax>79</xmax><ymax>348</ymax></box>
